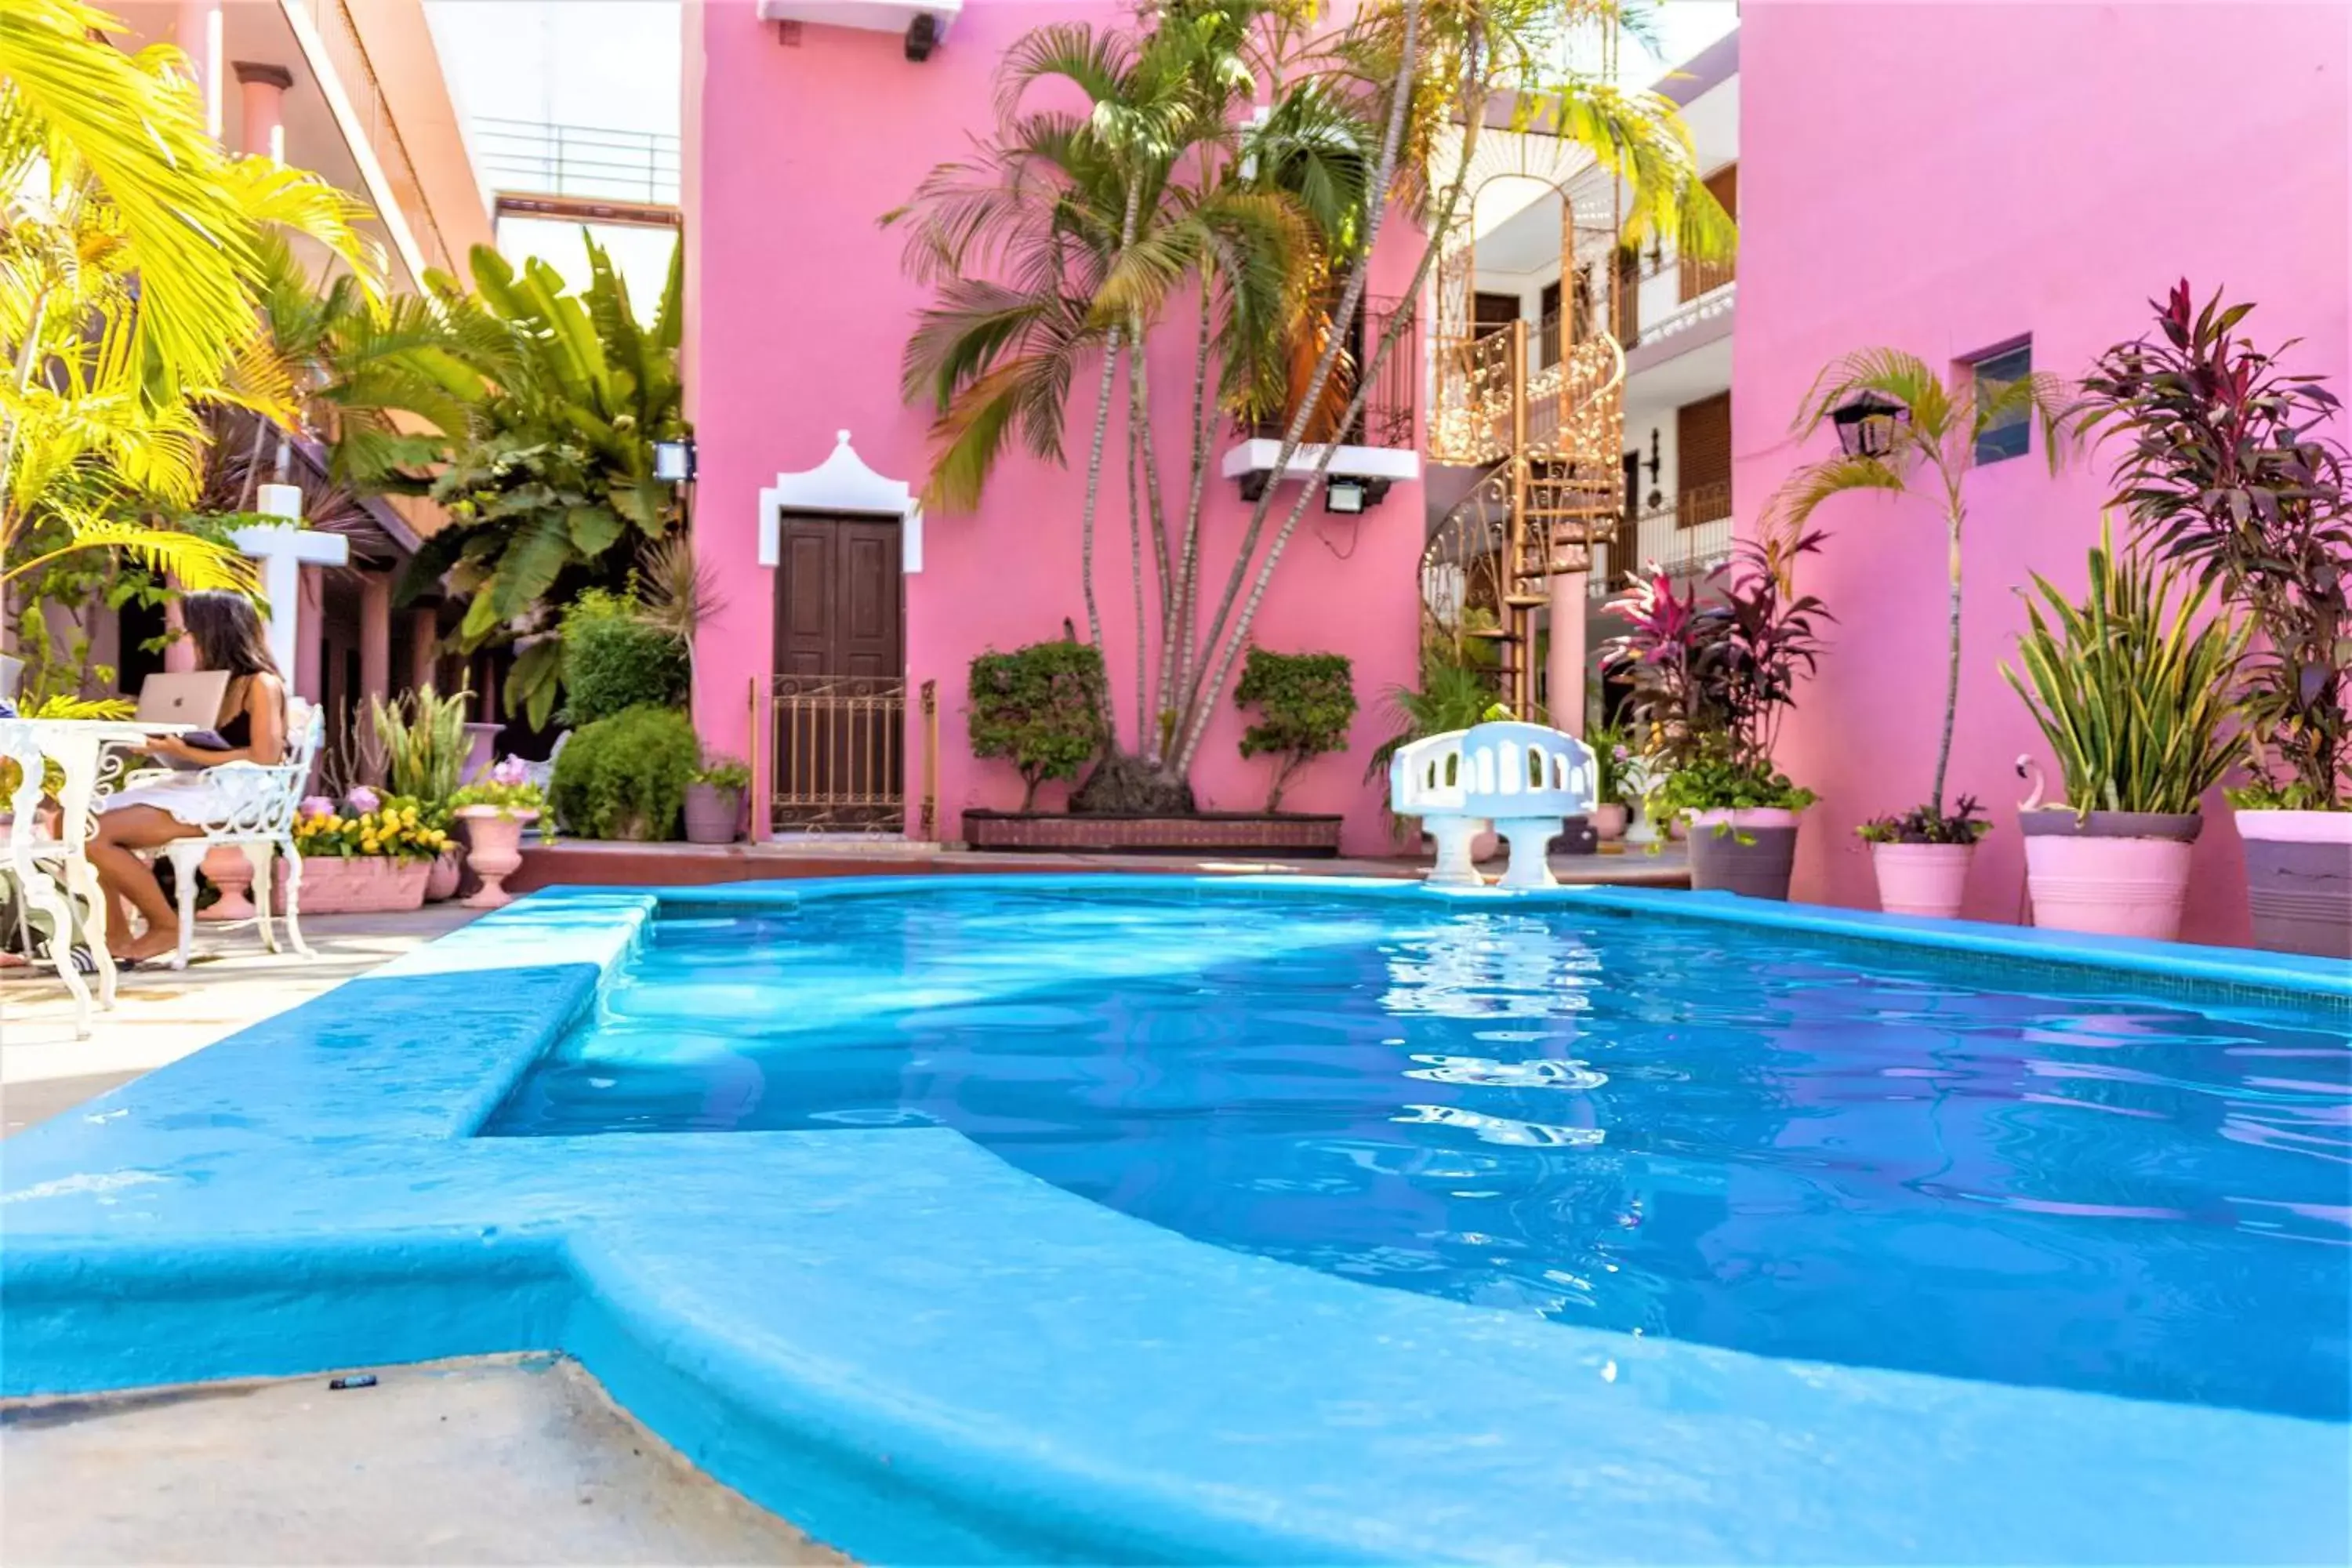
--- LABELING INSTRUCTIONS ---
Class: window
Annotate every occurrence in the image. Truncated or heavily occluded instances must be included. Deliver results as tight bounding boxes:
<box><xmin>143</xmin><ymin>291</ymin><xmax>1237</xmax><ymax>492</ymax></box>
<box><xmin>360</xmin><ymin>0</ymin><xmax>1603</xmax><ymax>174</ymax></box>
<box><xmin>1675</xmin><ymin>392</ymin><xmax>1733</xmax><ymax>527</ymax></box>
<box><xmin>1969</xmin><ymin>340</ymin><xmax>2034</xmax><ymax>464</ymax></box>
<box><xmin>1538</xmin><ymin>280</ymin><xmax>1562</xmax><ymax>368</ymax></box>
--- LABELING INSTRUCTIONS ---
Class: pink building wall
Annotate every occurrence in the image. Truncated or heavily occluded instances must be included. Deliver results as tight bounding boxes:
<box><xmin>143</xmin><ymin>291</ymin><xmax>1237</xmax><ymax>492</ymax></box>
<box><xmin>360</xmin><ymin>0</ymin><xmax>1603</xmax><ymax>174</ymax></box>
<box><xmin>681</xmin><ymin>0</ymin><xmax>1426</xmax><ymax>854</ymax></box>
<box><xmin>1732</xmin><ymin>1</ymin><xmax>2351</xmax><ymax>942</ymax></box>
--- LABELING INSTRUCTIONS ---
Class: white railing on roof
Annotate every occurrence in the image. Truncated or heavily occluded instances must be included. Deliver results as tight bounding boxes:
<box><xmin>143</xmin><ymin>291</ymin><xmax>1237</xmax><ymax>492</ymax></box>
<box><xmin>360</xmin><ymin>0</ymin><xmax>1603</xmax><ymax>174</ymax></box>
<box><xmin>473</xmin><ymin>117</ymin><xmax>681</xmax><ymax>205</ymax></box>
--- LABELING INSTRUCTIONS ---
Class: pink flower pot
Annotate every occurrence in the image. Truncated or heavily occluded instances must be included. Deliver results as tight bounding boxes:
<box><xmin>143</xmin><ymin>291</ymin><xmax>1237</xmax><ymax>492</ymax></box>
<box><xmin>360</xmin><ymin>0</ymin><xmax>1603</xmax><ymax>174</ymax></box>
<box><xmin>198</xmin><ymin>844</ymin><xmax>258</xmax><ymax>922</ymax></box>
<box><xmin>272</xmin><ymin>855</ymin><xmax>431</xmax><ymax>916</ymax></box>
<box><xmin>2020</xmin><ymin>810</ymin><xmax>2200</xmax><ymax>941</ymax></box>
<box><xmin>1590</xmin><ymin>803</ymin><xmax>1629</xmax><ymax>842</ymax></box>
<box><xmin>423</xmin><ymin>847</ymin><xmax>463</xmax><ymax>902</ymax></box>
<box><xmin>457</xmin><ymin>806</ymin><xmax>537</xmax><ymax>909</ymax></box>
<box><xmin>1871</xmin><ymin>841</ymin><xmax>1976</xmax><ymax>920</ymax></box>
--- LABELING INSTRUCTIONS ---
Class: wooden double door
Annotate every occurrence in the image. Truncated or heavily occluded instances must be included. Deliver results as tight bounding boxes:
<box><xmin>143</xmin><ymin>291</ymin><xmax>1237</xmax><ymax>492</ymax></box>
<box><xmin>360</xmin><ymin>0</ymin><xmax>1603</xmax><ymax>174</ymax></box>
<box><xmin>771</xmin><ymin>514</ymin><xmax>905</xmax><ymax>831</ymax></box>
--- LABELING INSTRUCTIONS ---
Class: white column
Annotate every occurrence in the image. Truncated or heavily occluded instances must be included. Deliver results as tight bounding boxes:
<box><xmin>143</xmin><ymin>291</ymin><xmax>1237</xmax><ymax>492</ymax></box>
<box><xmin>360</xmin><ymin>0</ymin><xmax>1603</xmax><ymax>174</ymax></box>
<box><xmin>176</xmin><ymin>0</ymin><xmax>224</xmax><ymax>140</ymax></box>
<box><xmin>230</xmin><ymin>484</ymin><xmax>349</xmax><ymax>685</ymax></box>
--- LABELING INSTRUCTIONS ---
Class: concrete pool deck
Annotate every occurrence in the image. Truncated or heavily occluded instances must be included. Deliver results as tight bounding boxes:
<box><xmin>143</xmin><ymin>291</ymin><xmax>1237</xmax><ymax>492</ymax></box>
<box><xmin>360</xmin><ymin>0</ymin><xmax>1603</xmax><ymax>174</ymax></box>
<box><xmin>2</xmin><ymin>1353</ymin><xmax>845</xmax><ymax>1565</ymax></box>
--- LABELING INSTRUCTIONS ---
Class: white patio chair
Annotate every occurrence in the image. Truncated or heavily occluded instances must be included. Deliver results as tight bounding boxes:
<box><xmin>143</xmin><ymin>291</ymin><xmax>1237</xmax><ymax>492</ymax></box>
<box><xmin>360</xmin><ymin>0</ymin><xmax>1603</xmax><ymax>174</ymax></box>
<box><xmin>124</xmin><ymin>699</ymin><xmax>325</xmax><ymax>970</ymax></box>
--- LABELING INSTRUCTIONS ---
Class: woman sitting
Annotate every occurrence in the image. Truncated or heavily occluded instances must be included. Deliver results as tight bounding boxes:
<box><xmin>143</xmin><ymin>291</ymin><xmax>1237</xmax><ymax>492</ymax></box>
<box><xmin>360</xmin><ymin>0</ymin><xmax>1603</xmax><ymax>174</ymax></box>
<box><xmin>93</xmin><ymin>592</ymin><xmax>289</xmax><ymax>964</ymax></box>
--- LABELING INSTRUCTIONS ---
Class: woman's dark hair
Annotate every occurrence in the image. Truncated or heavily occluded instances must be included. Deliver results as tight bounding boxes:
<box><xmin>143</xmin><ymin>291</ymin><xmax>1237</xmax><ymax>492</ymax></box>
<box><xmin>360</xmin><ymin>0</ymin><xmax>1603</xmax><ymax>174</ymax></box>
<box><xmin>181</xmin><ymin>591</ymin><xmax>280</xmax><ymax>678</ymax></box>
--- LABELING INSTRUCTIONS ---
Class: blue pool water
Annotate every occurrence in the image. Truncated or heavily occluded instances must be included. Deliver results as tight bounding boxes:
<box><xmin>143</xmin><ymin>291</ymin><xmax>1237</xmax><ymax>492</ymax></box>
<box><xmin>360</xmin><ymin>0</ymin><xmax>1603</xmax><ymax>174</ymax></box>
<box><xmin>486</xmin><ymin>886</ymin><xmax>2350</xmax><ymax>1421</ymax></box>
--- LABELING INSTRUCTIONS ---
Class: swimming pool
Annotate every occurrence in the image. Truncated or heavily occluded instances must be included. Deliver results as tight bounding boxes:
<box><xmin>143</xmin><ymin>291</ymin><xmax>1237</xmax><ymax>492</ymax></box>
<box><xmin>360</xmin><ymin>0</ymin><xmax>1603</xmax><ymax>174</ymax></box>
<box><xmin>488</xmin><ymin>884</ymin><xmax>2349</xmax><ymax>1422</ymax></box>
<box><xmin>5</xmin><ymin>877</ymin><xmax>2347</xmax><ymax>1564</ymax></box>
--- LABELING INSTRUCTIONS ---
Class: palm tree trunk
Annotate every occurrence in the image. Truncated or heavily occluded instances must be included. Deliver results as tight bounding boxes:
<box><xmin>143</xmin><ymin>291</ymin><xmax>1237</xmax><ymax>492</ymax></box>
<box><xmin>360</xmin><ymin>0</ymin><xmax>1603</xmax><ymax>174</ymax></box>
<box><xmin>1178</xmin><ymin>31</ymin><xmax>1498</xmax><ymax>775</ymax></box>
<box><xmin>1931</xmin><ymin>514</ymin><xmax>1962</xmax><ymax>818</ymax></box>
<box><xmin>1124</xmin><ymin>355</ymin><xmax>1150</xmax><ymax>751</ymax></box>
<box><xmin>1077</xmin><ymin>182</ymin><xmax>1145</xmax><ymax>668</ymax></box>
<box><xmin>1156</xmin><ymin>278</ymin><xmax>1216</xmax><ymax>759</ymax></box>
<box><xmin>1178</xmin><ymin>0</ymin><xmax>1428</xmax><ymax>713</ymax></box>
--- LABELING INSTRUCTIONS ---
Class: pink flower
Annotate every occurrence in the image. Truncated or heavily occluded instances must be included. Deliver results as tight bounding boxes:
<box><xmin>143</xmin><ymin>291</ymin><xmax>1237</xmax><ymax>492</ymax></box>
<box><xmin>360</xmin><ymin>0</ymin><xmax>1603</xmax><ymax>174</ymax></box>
<box><xmin>345</xmin><ymin>786</ymin><xmax>381</xmax><ymax>815</ymax></box>
<box><xmin>299</xmin><ymin>795</ymin><xmax>336</xmax><ymax>819</ymax></box>
<box><xmin>490</xmin><ymin>756</ymin><xmax>530</xmax><ymax>788</ymax></box>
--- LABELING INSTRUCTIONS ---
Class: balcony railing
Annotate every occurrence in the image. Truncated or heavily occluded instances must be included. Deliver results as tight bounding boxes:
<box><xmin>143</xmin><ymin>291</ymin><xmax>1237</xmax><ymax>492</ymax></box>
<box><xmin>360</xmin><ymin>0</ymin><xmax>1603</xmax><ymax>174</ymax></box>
<box><xmin>1234</xmin><ymin>294</ymin><xmax>1416</xmax><ymax>449</ymax></box>
<box><xmin>288</xmin><ymin>0</ymin><xmax>464</xmax><ymax>276</ymax></box>
<box><xmin>473</xmin><ymin>117</ymin><xmax>682</xmax><ymax>206</ymax></box>
<box><xmin>1679</xmin><ymin>252</ymin><xmax>1736</xmax><ymax>303</ymax></box>
<box><xmin>1587</xmin><ymin>484</ymin><xmax>1735</xmax><ymax>596</ymax></box>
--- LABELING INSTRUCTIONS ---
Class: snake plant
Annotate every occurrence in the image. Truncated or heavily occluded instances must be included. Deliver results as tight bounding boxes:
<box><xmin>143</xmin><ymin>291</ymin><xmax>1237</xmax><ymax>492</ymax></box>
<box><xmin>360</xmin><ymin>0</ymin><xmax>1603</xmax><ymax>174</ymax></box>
<box><xmin>2002</xmin><ymin>519</ymin><xmax>2249</xmax><ymax>817</ymax></box>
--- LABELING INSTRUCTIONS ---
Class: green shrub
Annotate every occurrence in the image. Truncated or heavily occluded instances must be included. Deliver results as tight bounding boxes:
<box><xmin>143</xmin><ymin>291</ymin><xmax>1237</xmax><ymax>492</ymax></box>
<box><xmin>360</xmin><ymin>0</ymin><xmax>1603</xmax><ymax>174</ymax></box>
<box><xmin>967</xmin><ymin>641</ymin><xmax>1105</xmax><ymax>811</ymax></box>
<box><xmin>695</xmin><ymin>754</ymin><xmax>751</xmax><ymax>792</ymax></box>
<box><xmin>551</xmin><ymin>704</ymin><xmax>699</xmax><ymax>840</ymax></box>
<box><xmin>559</xmin><ymin>590</ymin><xmax>689</xmax><ymax>727</ymax></box>
<box><xmin>1235</xmin><ymin>648</ymin><xmax>1356</xmax><ymax>810</ymax></box>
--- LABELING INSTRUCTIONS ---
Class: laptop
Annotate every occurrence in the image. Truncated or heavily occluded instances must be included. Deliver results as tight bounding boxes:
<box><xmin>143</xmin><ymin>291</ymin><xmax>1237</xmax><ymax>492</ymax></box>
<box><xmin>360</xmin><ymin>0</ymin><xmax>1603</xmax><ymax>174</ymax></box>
<box><xmin>134</xmin><ymin>670</ymin><xmax>230</xmax><ymax>728</ymax></box>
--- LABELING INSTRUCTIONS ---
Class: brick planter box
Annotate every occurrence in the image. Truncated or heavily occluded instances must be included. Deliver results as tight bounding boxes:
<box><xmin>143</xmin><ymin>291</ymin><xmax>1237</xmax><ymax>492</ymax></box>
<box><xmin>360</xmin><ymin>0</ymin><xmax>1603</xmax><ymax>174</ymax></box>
<box><xmin>962</xmin><ymin>810</ymin><xmax>1344</xmax><ymax>857</ymax></box>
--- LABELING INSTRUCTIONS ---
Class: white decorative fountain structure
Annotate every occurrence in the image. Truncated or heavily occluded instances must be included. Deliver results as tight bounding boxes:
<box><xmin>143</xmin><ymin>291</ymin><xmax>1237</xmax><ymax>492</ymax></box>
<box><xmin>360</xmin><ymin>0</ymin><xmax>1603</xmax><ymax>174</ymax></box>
<box><xmin>1388</xmin><ymin>720</ymin><xmax>1599</xmax><ymax>889</ymax></box>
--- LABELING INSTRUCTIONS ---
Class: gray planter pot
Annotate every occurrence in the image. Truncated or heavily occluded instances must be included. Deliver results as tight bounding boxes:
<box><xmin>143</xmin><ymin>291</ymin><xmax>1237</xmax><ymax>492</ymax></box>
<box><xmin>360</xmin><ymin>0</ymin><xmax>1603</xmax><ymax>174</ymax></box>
<box><xmin>682</xmin><ymin>782</ymin><xmax>745</xmax><ymax>845</ymax></box>
<box><xmin>1684</xmin><ymin>808</ymin><xmax>1802</xmax><ymax>900</ymax></box>
<box><xmin>2238</xmin><ymin>811</ymin><xmax>2352</xmax><ymax>960</ymax></box>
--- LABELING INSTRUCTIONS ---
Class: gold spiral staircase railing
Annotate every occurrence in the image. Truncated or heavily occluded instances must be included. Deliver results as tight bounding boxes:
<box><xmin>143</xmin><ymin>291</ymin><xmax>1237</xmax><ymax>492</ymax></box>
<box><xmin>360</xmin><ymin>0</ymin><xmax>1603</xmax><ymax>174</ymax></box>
<box><xmin>1425</xmin><ymin>307</ymin><xmax>1627</xmax><ymax>720</ymax></box>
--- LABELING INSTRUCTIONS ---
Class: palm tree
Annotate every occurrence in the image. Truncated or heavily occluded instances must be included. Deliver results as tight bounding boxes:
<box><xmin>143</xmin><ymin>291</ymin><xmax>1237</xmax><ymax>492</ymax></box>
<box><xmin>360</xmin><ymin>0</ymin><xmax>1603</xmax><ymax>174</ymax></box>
<box><xmin>2</xmin><ymin>2</ymin><xmax>381</xmax><ymax>601</ymax></box>
<box><xmin>395</xmin><ymin>236</ymin><xmax>690</xmax><ymax>728</ymax></box>
<box><xmin>893</xmin><ymin>0</ymin><xmax>1733</xmax><ymax>808</ymax></box>
<box><xmin>1767</xmin><ymin>350</ymin><xmax>2074</xmax><ymax>820</ymax></box>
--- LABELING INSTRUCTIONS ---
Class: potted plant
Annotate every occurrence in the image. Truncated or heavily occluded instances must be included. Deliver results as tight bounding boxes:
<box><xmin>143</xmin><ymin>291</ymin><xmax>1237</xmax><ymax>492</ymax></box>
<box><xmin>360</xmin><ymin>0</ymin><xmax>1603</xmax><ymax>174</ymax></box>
<box><xmin>1771</xmin><ymin>348</ymin><xmax>2073</xmax><ymax>920</ymax></box>
<box><xmin>370</xmin><ymin>684</ymin><xmax>472</xmax><ymax>901</ymax></box>
<box><xmin>2077</xmin><ymin>281</ymin><xmax>2352</xmax><ymax>956</ymax></box>
<box><xmin>1234</xmin><ymin>648</ymin><xmax>1356</xmax><ymax>811</ymax></box>
<box><xmin>283</xmin><ymin>787</ymin><xmax>452</xmax><ymax>915</ymax></box>
<box><xmin>684</xmin><ymin>755</ymin><xmax>750</xmax><ymax>845</ymax></box>
<box><xmin>447</xmin><ymin>760</ymin><xmax>547</xmax><ymax>909</ymax></box>
<box><xmin>2002</xmin><ymin>521</ymin><xmax>2248</xmax><ymax>941</ymax></box>
<box><xmin>1603</xmin><ymin>532</ymin><xmax>1832</xmax><ymax>898</ymax></box>
<box><xmin>1368</xmin><ymin>657</ymin><xmax>1507</xmax><ymax>860</ymax></box>
<box><xmin>1854</xmin><ymin>800</ymin><xmax>1990</xmax><ymax>919</ymax></box>
<box><xmin>1585</xmin><ymin>721</ymin><xmax>1635</xmax><ymax>843</ymax></box>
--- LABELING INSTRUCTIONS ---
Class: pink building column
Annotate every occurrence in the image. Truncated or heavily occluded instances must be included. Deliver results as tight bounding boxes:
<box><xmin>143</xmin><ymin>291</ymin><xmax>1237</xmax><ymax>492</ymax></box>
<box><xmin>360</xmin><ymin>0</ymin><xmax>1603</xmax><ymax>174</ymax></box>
<box><xmin>359</xmin><ymin>574</ymin><xmax>393</xmax><ymax>709</ymax></box>
<box><xmin>232</xmin><ymin>61</ymin><xmax>292</xmax><ymax>162</ymax></box>
<box><xmin>409</xmin><ymin>608</ymin><xmax>439</xmax><ymax>694</ymax></box>
<box><xmin>1547</xmin><ymin>573</ymin><xmax>1588</xmax><ymax>735</ymax></box>
<box><xmin>175</xmin><ymin>0</ymin><xmax>223</xmax><ymax>140</ymax></box>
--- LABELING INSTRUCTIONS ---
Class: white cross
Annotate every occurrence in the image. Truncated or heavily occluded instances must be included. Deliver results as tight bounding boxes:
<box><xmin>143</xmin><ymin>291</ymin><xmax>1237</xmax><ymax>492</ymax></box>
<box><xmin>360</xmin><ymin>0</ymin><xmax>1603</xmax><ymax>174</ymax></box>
<box><xmin>229</xmin><ymin>483</ymin><xmax>347</xmax><ymax>681</ymax></box>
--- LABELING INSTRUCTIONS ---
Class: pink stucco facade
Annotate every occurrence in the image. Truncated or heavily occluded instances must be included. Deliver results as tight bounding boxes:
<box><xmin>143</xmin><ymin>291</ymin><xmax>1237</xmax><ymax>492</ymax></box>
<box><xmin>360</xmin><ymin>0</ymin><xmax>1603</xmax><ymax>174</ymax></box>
<box><xmin>1731</xmin><ymin>1</ymin><xmax>2351</xmax><ymax>942</ymax></box>
<box><xmin>681</xmin><ymin>0</ymin><xmax>1425</xmax><ymax>852</ymax></box>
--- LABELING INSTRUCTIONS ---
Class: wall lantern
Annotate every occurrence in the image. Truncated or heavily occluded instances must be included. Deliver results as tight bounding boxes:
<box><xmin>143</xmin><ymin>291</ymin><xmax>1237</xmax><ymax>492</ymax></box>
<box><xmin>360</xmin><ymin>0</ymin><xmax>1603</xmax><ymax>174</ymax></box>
<box><xmin>1831</xmin><ymin>393</ymin><xmax>1909</xmax><ymax>460</ymax></box>
<box><xmin>652</xmin><ymin>437</ymin><xmax>698</xmax><ymax>484</ymax></box>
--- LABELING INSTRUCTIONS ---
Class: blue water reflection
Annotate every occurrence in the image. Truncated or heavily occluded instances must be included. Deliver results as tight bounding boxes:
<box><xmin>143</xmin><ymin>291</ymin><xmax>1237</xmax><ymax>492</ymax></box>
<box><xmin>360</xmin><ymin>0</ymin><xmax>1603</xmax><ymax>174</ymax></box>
<box><xmin>485</xmin><ymin>887</ymin><xmax>2352</xmax><ymax>1420</ymax></box>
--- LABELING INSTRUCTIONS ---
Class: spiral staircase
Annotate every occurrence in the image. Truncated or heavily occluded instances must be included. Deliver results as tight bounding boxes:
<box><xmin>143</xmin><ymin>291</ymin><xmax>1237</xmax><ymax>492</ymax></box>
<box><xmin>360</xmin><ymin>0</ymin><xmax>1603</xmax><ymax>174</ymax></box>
<box><xmin>1422</xmin><ymin>212</ymin><xmax>1628</xmax><ymax>724</ymax></box>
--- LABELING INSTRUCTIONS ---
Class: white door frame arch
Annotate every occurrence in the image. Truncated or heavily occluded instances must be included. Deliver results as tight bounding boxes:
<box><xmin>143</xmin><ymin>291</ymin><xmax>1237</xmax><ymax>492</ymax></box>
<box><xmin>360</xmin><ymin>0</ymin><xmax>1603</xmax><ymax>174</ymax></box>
<box><xmin>756</xmin><ymin>430</ymin><xmax>924</xmax><ymax>574</ymax></box>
